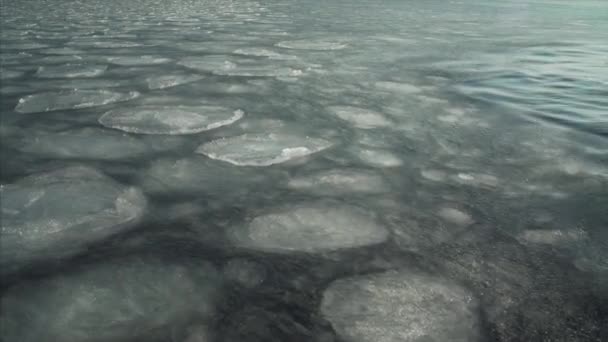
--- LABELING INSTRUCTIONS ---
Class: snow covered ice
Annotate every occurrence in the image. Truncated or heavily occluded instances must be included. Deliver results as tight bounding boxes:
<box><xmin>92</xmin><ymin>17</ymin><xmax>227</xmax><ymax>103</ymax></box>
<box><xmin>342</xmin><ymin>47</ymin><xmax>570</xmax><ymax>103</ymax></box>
<box><xmin>0</xmin><ymin>166</ymin><xmax>146</xmax><ymax>271</ymax></box>
<box><xmin>99</xmin><ymin>106</ymin><xmax>244</xmax><ymax>135</ymax></box>
<box><xmin>321</xmin><ymin>270</ymin><xmax>481</xmax><ymax>342</ymax></box>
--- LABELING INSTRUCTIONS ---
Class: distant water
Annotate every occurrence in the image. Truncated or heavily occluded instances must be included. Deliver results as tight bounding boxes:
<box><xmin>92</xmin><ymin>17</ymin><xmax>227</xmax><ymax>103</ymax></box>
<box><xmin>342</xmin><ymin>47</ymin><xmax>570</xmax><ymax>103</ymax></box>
<box><xmin>1</xmin><ymin>0</ymin><xmax>607</xmax><ymax>341</ymax></box>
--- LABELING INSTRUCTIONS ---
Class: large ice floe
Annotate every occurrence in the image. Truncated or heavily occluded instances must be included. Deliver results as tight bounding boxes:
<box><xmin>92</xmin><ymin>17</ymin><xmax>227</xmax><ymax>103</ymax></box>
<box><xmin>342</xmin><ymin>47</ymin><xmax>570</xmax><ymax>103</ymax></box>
<box><xmin>15</xmin><ymin>89</ymin><xmax>140</xmax><ymax>114</ymax></box>
<box><xmin>196</xmin><ymin>133</ymin><xmax>332</xmax><ymax>166</ymax></box>
<box><xmin>276</xmin><ymin>39</ymin><xmax>347</xmax><ymax>50</ymax></box>
<box><xmin>0</xmin><ymin>166</ymin><xmax>146</xmax><ymax>271</ymax></box>
<box><xmin>321</xmin><ymin>270</ymin><xmax>481</xmax><ymax>342</ymax></box>
<box><xmin>288</xmin><ymin>169</ymin><xmax>388</xmax><ymax>195</ymax></box>
<box><xmin>227</xmin><ymin>203</ymin><xmax>388</xmax><ymax>253</ymax></box>
<box><xmin>35</xmin><ymin>63</ymin><xmax>108</xmax><ymax>78</ymax></box>
<box><xmin>99</xmin><ymin>106</ymin><xmax>244</xmax><ymax>135</ymax></box>
<box><xmin>18</xmin><ymin>127</ymin><xmax>151</xmax><ymax>160</ymax></box>
<box><xmin>0</xmin><ymin>257</ymin><xmax>220</xmax><ymax>342</ymax></box>
<box><xmin>327</xmin><ymin>106</ymin><xmax>392</xmax><ymax>129</ymax></box>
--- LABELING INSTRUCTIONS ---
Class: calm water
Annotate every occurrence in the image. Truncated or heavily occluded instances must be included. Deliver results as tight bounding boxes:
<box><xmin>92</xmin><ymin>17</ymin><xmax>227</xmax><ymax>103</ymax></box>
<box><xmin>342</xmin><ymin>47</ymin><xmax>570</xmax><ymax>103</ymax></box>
<box><xmin>1</xmin><ymin>0</ymin><xmax>607</xmax><ymax>341</ymax></box>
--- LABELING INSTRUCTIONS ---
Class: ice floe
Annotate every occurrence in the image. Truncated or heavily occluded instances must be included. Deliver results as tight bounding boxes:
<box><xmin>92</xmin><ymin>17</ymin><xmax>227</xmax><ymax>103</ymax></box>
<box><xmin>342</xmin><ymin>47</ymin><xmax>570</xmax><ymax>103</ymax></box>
<box><xmin>437</xmin><ymin>207</ymin><xmax>474</xmax><ymax>226</ymax></box>
<box><xmin>196</xmin><ymin>133</ymin><xmax>332</xmax><ymax>166</ymax></box>
<box><xmin>356</xmin><ymin>148</ymin><xmax>403</xmax><ymax>167</ymax></box>
<box><xmin>276</xmin><ymin>39</ymin><xmax>347</xmax><ymax>51</ymax></box>
<box><xmin>15</xmin><ymin>89</ymin><xmax>139</xmax><ymax>114</ymax></box>
<box><xmin>0</xmin><ymin>257</ymin><xmax>220</xmax><ymax>342</ymax></box>
<box><xmin>0</xmin><ymin>166</ymin><xmax>146</xmax><ymax>270</ymax></box>
<box><xmin>375</xmin><ymin>81</ymin><xmax>422</xmax><ymax>94</ymax></box>
<box><xmin>321</xmin><ymin>270</ymin><xmax>481</xmax><ymax>342</ymax></box>
<box><xmin>35</xmin><ymin>63</ymin><xmax>108</xmax><ymax>78</ymax></box>
<box><xmin>146</xmin><ymin>74</ymin><xmax>205</xmax><ymax>90</ymax></box>
<box><xmin>227</xmin><ymin>203</ymin><xmax>388</xmax><ymax>253</ymax></box>
<box><xmin>99</xmin><ymin>106</ymin><xmax>244</xmax><ymax>135</ymax></box>
<box><xmin>327</xmin><ymin>106</ymin><xmax>391</xmax><ymax>129</ymax></box>
<box><xmin>288</xmin><ymin>169</ymin><xmax>388</xmax><ymax>195</ymax></box>
<box><xmin>108</xmin><ymin>55</ymin><xmax>172</xmax><ymax>66</ymax></box>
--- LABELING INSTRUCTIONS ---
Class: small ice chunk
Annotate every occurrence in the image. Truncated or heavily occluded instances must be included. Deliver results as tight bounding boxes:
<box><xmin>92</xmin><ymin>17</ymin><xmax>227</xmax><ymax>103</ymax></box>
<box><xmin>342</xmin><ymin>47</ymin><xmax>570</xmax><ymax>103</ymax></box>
<box><xmin>438</xmin><ymin>207</ymin><xmax>474</xmax><ymax>226</ymax></box>
<box><xmin>196</xmin><ymin>133</ymin><xmax>332</xmax><ymax>166</ymax></box>
<box><xmin>228</xmin><ymin>203</ymin><xmax>388</xmax><ymax>253</ymax></box>
<box><xmin>41</xmin><ymin>47</ymin><xmax>85</xmax><ymax>55</ymax></box>
<box><xmin>35</xmin><ymin>64</ymin><xmax>108</xmax><ymax>78</ymax></box>
<box><xmin>146</xmin><ymin>75</ymin><xmax>205</xmax><ymax>90</ymax></box>
<box><xmin>108</xmin><ymin>55</ymin><xmax>172</xmax><ymax>66</ymax></box>
<box><xmin>99</xmin><ymin>106</ymin><xmax>243</xmax><ymax>135</ymax></box>
<box><xmin>15</xmin><ymin>89</ymin><xmax>139</xmax><ymax>114</ymax></box>
<box><xmin>0</xmin><ymin>258</ymin><xmax>220</xmax><ymax>342</ymax></box>
<box><xmin>454</xmin><ymin>172</ymin><xmax>499</xmax><ymax>188</ymax></box>
<box><xmin>328</xmin><ymin>106</ymin><xmax>391</xmax><ymax>129</ymax></box>
<box><xmin>421</xmin><ymin>169</ymin><xmax>448</xmax><ymax>182</ymax></box>
<box><xmin>357</xmin><ymin>148</ymin><xmax>403</xmax><ymax>167</ymax></box>
<box><xmin>178</xmin><ymin>56</ymin><xmax>238</xmax><ymax>73</ymax></box>
<box><xmin>233</xmin><ymin>47</ymin><xmax>296</xmax><ymax>60</ymax></box>
<box><xmin>276</xmin><ymin>39</ymin><xmax>347</xmax><ymax>50</ymax></box>
<box><xmin>0</xmin><ymin>166</ymin><xmax>146</xmax><ymax>270</ymax></box>
<box><xmin>321</xmin><ymin>270</ymin><xmax>481</xmax><ymax>342</ymax></box>
<box><xmin>288</xmin><ymin>169</ymin><xmax>388</xmax><ymax>195</ymax></box>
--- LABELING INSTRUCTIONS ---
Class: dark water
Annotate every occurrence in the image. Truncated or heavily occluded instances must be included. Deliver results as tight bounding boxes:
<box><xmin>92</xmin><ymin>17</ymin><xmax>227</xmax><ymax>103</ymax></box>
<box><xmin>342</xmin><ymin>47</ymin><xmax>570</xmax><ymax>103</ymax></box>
<box><xmin>1</xmin><ymin>0</ymin><xmax>607</xmax><ymax>341</ymax></box>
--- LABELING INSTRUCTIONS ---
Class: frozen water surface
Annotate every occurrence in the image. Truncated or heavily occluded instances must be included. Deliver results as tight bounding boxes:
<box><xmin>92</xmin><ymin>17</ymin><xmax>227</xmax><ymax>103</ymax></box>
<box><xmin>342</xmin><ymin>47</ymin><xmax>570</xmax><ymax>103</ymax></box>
<box><xmin>1</xmin><ymin>0</ymin><xmax>607</xmax><ymax>341</ymax></box>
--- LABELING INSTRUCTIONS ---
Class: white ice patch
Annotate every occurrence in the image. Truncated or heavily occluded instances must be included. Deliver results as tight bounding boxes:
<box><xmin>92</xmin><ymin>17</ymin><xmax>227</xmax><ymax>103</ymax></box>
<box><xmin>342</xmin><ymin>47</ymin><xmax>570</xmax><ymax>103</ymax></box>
<box><xmin>228</xmin><ymin>203</ymin><xmax>388</xmax><ymax>253</ymax></box>
<box><xmin>438</xmin><ymin>207</ymin><xmax>474</xmax><ymax>226</ymax></box>
<box><xmin>179</xmin><ymin>55</ymin><xmax>302</xmax><ymax>77</ymax></box>
<box><xmin>233</xmin><ymin>47</ymin><xmax>296</xmax><ymax>60</ymax></box>
<box><xmin>421</xmin><ymin>169</ymin><xmax>448</xmax><ymax>182</ymax></box>
<box><xmin>146</xmin><ymin>74</ymin><xmax>205</xmax><ymax>90</ymax></box>
<box><xmin>15</xmin><ymin>89</ymin><xmax>139</xmax><ymax>114</ymax></box>
<box><xmin>288</xmin><ymin>169</ymin><xmax>388</xmax><ymax>195</ymax></box>
<box><xmin>321</xmin><ymin>270</ymin><xmax>481</xmax><ymax>342</ymax></box>
<box><xmin>356</xmin><ymin>148</ymin><xmax>403</xmax><ymax>167</ymax></box>
<box><xmin>0</xmin><ymin>166</ymin><xmax>146</xmax><ymax>269</ymax></box>
<box><xmin>196</xmin><ymin>133</ymin><xmax>332</xmax><ymax>166</ymax></box>
<box><xmin>19</xmin><ymin>127</ymin><xmax>151</xmax><ymax>160</ymax></box>
<box><xmin>178</xmin><ymin>55</ymin><xmax>239</xmax><ymax>73</ymax></box>
<box><xmin>276</xmin><ymin>39</ymin><xmax>347</xmax><ymax>50</ymax></box>
<box><xmin>108</xmin><ymin>55</ymin><xmax>172</xmax><ymax>66</ymax></box>
<box><xmin>35</xmin><ymin>64</ymin><xmax>108</xmax><ymax>78</ymax></box>
<box><xmin>0</xmin><ymin>258</ymin><xmax>219</xmax><ymax>342</ymax></box>
<box><xmin>99</xmin><ymin>106</ymin><xmax>243</xmax><ymax>135</ymax></box>
<box><xmin>328</xmin><ymin>106</ymin><xmax>391</xmax><ymax>129</ymax></box>
<box><xmin>453</xmin><ymin>172</ymin><xmax>499</xmax><ymax>188</ymax></box>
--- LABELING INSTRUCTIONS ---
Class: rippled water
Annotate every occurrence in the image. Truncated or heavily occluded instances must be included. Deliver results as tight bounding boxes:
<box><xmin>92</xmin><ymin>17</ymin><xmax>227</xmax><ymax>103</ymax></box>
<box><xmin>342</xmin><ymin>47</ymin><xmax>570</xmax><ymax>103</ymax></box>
<box><xmin>1</xmin><ymin>0</ymin><xmax>607</xmax><ymax>341</ymax></box>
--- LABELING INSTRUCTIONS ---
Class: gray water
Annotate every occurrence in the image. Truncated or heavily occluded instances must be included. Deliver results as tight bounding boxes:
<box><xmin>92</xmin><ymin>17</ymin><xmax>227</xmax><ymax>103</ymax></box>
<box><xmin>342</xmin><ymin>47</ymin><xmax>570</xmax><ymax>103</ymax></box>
<box><xmin>1</xmin><ymin>0</ymin><xmax>608</xmax><ymax>341</ymax></box>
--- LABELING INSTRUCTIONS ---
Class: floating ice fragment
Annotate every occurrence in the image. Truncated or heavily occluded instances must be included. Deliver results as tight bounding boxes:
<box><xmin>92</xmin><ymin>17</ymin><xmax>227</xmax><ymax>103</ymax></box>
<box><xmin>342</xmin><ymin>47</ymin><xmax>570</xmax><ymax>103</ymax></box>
<box><xmin>288</xmin><ymin>169</ymin><xmax>388</xmax><ymax>195</ymax></box>
<box><xmin>228</xmin><ymin>203</ymin><xmax>388</xmax><ymax>253</ymax></box>
<box><xmin>15</xmin><ymin>89</ymin><xmax>139</xmax><ymax>114</ymax></box>
<box><xmin>375</xmin><ymin>81</ymin><xmax>422</xmax><ymax>94</ymax></box>
<box><xmin>35</xmin><ymin>63</ymin><xmax>108</xmax><ymax>78</ymax></box>
<box><xmin>146</xmin><ymin>74</ymin><xmax>205</xmax><ymax>90</ymax></box>
<box><xmin>356</xmin><ymin>148</ymin><xmax>403</xmax><ymax>167</ymax></box>
<box><xmin>0</xmin><ymin>68</ymin><xmax>24</xmax><ymax>79</ymax></box>
<box><xmin>99</xmin><ymin>106</ymin><xmax>243</xmax><ymax>135</ymax></box>
<box><xmin>0</xmin><ymin>166</ymin><xmax>146</xmax><ymax>270</ymax></box>
<box><xmin>196</xmin><ymin>133</ymin><xmax>332</xmax><ymax>166</ymax></box>
<box><xmin>108</xmin><ymin>55</ymin><xmax>172</xmax><ymax>66</ymax></box>
<box><xmin>438</xmin><ymin>207</ymin><xmax>474</xmax><ymax>226</ymax></box>
<box><xmin>276</xmin><ymin>39</ymin><xmax>347</xmax><ymax>50</ymax></box>
<box><xmin>328</xmin><ymin>106</ymin><xmax>391</xmax><ymax>129</ymax></box>
<box><xmin>0</xmin><ymin>257</ymin><xmax>219</xmax><ymax>342</ymax></box>
<box><xmin>517</xmin><ymin>228</ymin><xmax>587</xmax><ymax>246</ymax></box>
<box><xmin>321</xmin><ymin>270</ymin><xmax>481</xmax><ymax>342</ymax></box>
